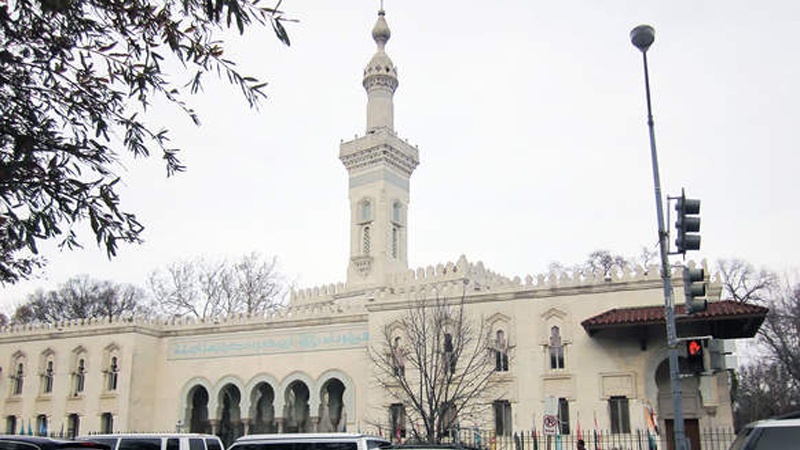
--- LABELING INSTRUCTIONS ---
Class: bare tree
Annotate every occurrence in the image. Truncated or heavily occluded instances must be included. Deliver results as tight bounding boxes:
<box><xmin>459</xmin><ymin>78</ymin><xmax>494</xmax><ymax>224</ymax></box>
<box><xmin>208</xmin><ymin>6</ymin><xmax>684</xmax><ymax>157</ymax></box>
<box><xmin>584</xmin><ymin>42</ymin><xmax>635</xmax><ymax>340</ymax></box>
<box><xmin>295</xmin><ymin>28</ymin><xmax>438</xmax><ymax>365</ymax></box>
<box><xmin>585</xmin><ymin>250</ymin><xmax>629</xmax><ymax>279</ymax></box>
<box><xmin>12</xmin><ymin>275</ymin><xmax>149</xmax><ymax>323</ymax></box>
<box><xmin>148</xmin><ymin>252</ymin><xmax>285</xmax><ymax>319</ymax></box>
<box><xmin>370</xmin><ymin>293</ymin><xmax>507</xmax><ymax>443</ymax></box>
<box><xmin>733</xmin><ymin>361</ymin><xmax>800</xmax><ymax>429</ymax></box>
<box><xmin>757</xmin><ymin>283</ymin><xmax>800</xmax><ymax>393</ymax></box>
<box><xmin>636</xmin><ymin>245</ymin><xmax>659</xmax><ymax>273</ymax></box>
<box><xmin>717</xmin><ymin>259</ymin><xmax>778</xmax><ymax>304</ymax></box>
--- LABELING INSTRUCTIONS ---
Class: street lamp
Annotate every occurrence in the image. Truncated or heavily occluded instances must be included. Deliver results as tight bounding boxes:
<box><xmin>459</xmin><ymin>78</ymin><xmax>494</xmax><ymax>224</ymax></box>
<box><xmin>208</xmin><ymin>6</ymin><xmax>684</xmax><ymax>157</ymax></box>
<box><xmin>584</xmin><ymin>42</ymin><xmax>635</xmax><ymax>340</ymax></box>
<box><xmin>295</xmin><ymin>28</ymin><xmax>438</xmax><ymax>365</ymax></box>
<box><xmin>630</xmin><ymin>24</ymin><xmax>689</xmax><ymax>450</ymax></box>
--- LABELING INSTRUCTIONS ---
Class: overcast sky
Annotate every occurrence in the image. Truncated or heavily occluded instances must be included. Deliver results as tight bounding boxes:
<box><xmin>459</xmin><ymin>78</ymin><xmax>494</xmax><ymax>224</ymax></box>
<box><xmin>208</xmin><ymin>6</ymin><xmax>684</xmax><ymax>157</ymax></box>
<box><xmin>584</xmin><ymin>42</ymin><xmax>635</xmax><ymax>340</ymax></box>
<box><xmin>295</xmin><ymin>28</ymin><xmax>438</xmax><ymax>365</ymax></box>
<box><xmin>2</xmin><ymin>0</ymin><xmax>798</xmax><ymax>309</ymax></box>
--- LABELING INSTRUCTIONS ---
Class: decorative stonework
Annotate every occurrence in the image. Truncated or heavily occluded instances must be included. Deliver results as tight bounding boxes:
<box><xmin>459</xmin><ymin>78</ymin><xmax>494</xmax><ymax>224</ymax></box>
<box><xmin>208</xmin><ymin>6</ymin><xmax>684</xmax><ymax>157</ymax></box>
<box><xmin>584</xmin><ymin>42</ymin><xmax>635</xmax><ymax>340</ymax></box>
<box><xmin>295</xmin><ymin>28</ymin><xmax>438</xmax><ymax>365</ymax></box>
<box><xmin>363</xmin><ymin>73</ymin><xmax>398</xmax><ymax>92</ymax></box>
<box><xmin>352</xmin><ymin>256</ymin><xmax>373</xmax><ymax>278</ymax></box>
<box><xmin>340</xmin><ymin>144</ymin><xmax>419</xmax><ymax>176</ymax></box>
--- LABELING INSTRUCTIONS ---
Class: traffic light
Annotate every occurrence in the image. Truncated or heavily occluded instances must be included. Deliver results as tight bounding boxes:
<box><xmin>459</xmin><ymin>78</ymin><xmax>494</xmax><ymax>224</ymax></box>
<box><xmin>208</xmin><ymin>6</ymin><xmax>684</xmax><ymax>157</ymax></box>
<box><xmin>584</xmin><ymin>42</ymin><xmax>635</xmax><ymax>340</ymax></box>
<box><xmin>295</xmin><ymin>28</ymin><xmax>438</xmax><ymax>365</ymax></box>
<box><xmin>674</xmin><ymin>190</ymin><xmax>701</xmax><ymax>254</ymax></box>
<box><xmin>685</xmin><ymin>338</ymin><xmax>705</xmax><ymax>373</ymax></box>
<box><xmin>683</xmin><ymin>266</ymin><xmax>707</xmax><ymax>314</ymax></box>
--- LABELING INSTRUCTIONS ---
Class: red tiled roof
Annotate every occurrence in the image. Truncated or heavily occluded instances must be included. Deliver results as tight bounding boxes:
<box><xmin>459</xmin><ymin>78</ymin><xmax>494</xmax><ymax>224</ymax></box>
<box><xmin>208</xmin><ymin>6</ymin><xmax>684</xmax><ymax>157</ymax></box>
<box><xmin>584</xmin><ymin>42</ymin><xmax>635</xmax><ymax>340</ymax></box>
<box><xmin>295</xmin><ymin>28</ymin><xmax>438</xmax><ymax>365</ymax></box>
<box><xmin>581</xmin><ymin>300</ymin><xmax>768</xmax><ymax>328</ymax></box>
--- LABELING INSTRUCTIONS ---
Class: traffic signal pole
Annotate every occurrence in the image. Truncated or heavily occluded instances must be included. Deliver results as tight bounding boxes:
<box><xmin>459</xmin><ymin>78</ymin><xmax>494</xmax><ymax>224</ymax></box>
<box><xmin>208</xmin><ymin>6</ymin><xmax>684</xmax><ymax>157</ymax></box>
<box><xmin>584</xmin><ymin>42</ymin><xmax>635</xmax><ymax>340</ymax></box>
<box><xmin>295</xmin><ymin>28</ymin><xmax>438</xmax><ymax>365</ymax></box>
<box><xmin>630</xmin><ymin>25</ymin><xmax>689</xmax><ymax>450</ymax></box>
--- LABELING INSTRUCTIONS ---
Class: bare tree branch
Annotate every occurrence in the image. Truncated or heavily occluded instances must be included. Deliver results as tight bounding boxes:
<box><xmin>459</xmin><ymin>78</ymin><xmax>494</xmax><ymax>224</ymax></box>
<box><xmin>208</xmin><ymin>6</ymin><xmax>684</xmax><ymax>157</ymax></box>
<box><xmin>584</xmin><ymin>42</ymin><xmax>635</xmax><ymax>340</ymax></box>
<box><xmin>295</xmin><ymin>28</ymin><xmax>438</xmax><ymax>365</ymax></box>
<box><xmin>369</xmin><ymin>292</ymin><xmax>509</xmax><ymax>443</ymax></box>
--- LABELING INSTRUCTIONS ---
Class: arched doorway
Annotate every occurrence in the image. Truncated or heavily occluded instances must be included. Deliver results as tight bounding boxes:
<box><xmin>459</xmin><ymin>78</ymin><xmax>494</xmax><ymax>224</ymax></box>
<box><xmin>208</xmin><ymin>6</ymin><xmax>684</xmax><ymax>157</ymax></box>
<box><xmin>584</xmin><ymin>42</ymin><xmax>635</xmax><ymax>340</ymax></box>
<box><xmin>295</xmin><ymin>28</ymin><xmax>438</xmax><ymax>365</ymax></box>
<box><xmin>655</xmin><ymin>358</ymin><xmax>702</xmax><ymax>450</ymax></box>
<box><xmin>251</xmin><ymin>382</ymin><xmax>277</xmax><ymax>433</ymax></box>
<box><xmin>218</xmin><ymin>384</ymin><xmax>243</xmax><ymax>447</ymax></box>
<box><xmin>318</xmin><ymin>378</ymin><xmax>346</xmax><ymax>432</ymax></box>
<box><xmin>187</xmin><ymin>385</ymin><xmax>211</xmax><ymax>434</ymax></box>
<box><xmin>283</xmin><ymin>381</ymin><xmax>310</xmax><ymax>433</ymax></box>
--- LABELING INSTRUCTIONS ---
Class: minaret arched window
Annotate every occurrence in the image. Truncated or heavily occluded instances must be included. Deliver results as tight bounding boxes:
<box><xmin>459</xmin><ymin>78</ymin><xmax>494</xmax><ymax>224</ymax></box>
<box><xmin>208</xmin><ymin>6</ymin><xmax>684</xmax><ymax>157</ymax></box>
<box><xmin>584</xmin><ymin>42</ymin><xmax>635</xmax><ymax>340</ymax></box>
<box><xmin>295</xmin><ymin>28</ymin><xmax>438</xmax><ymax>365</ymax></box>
<box><xmin>362</xmin><ymin>226</ymin><xmax>371</xmax><ymax>255</ymax></box>
<box><xmin>359</xmin><ymin>199</ymin><xmax>373</xmax><ymax>222</ymax></box>
<box><xmin>392</xmin><ymin>201</ymin><xmax>402</xmax><ymax>223</ymax></box>
<box><xmin>549</xmin><ymin>326</ymin><xmax>565</xmax><ymax>369</ymax></box>
<box><xmin>358</xmin><ymin>199</ymin><xmax>373</xmax><ymax>256</ymax></box>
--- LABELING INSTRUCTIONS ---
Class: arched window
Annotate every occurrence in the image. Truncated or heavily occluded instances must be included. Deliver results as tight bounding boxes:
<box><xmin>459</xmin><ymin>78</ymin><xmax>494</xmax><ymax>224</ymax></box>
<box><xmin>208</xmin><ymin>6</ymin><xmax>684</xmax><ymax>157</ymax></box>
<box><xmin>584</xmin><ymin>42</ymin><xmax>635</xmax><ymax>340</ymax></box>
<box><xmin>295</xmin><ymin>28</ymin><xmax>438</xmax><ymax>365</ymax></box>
<box><xmin>12</xmin><ymin>362</ymin><xmax>24</xmax><ymax>396</ymax></box>
<box><xmin>362</xmin><ymin>226</ymin><xmax>371</xmax><ymax>255</ymax></box>
<box><xmin>67</xmin><ymin>414</ymin><xmax>80</xmax><ymax>438</ymax></box>
<box><xmin>389</xmin><ymin>403</ymin><xmax>406</xmax><ymax>442</ymax></box>
<box><xmin>36</xmin><ymin>414</ymin><xmax>47</xmax><ymax>436</ymax></box>
<box><xmin>74</xmin><ymin>358</ymin><xmax>86</xmax><ymax>395</ymax></box>
<box><xmin>100</xmin><ymin>413</ymin><xmax>113</xmax><ymax>433</ymax></box>
<box><xmin>391</xmin><ymin>336</ymin><xmax>405</xmax><ymax>377</ymax></box>
<box><xmin>549</xmin><ymin>326</ymin><xmax>565</xmax><ymax>369</ymax></box>
<box><xmin>43</xmin><ymin>360</ymin><xmax>54</xmax><ymax>394</ymax></box>
<box><xmin>493</xmin><ymin>400</ymin><xmax>512</xmax><ymax>436</ymax></box>
<box><xmin>359</xmin><ymin>199</ymin><xmax>372</xmax><ymax>222</ymax></box>
<box><xmin>107</xmin><ymin>356</ymin><xmax>119</xmax><ymax>391</ymax></box>
<box><xmin>5</xmin><ymin>416</ymin><xmax>16</xmax><ymax>434</ymax></box>
<box><xmin>495</xmin><ymin>330</ymin><xmax>509</xmax><ymax>372</ymax></box>
<box><xmin>443</xmin><ymin>333</ymin><xmax>456</xmax><ymax>374</ymax></box>
<box><xmin>392</xmin><ymin>201</ymin><xmax>402</xmax><ymax>223</ymax></box>
<box><xmin>438</xmin><ymin>401</ymin><xmax>457</xmax><ymax>439</ymax></box>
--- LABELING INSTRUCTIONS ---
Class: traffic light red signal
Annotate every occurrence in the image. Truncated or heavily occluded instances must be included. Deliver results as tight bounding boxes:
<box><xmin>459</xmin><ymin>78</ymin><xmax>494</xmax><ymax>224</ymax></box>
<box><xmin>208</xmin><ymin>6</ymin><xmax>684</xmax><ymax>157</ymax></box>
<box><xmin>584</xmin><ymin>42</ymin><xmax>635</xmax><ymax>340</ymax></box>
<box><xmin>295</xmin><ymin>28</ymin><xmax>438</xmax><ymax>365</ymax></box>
<box><xmin>687</xmin><ymin>339</ymin><xmax>703</xmax><ymax>357</ymax></box>
<box><xmin>686</xmin><ymin>339</ymin><xmax>705</xmax><ymax>373</ymax></box>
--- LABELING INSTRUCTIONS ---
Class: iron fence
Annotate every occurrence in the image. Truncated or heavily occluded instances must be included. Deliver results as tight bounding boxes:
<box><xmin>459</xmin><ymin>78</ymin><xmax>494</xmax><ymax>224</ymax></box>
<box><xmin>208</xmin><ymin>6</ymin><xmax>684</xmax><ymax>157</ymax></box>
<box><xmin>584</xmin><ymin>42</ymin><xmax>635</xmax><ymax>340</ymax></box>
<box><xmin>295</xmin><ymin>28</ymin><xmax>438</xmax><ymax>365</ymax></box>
<box><xmin>370</xmin><ymin>427</ymin><xmax>736</xmax><ymax>450</ymax></box>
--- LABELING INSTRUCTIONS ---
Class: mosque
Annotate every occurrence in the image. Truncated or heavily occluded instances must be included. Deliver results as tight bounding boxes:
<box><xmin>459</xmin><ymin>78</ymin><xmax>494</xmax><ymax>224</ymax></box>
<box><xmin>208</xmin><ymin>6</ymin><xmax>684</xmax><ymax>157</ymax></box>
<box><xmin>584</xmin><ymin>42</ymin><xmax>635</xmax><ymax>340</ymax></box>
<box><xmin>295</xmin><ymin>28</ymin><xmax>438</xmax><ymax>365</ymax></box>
<box><xmin>0</xmin><ymin>8</ymin><xmax>766</xmax><ymax>450</ymax></box>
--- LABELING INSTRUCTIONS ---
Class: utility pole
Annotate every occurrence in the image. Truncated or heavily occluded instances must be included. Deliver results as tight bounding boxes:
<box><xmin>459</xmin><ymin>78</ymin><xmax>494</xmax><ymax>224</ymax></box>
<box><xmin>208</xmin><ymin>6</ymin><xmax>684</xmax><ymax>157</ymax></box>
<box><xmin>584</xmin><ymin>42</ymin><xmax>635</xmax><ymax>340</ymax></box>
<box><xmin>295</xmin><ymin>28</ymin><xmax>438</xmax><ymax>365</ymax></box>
<box><xmin>630</xmin><ymin>24</ymin><xmax>688</xmax><ymax>450</ymax></box>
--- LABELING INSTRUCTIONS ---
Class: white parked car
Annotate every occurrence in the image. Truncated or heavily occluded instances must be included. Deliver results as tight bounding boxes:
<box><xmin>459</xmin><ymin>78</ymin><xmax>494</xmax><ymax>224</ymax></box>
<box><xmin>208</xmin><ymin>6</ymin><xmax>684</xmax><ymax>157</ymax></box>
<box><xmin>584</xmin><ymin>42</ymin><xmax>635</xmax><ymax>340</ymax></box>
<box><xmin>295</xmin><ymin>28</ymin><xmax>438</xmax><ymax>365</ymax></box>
<box><xmin>79</xmin><ymin>433</ymin><xmax>223</xmax><ymax>450</ymax></box>
<box><xmin>229</xmin><ymin>433</ymin><xmax>390</xmax><ymax>450</ymax></box>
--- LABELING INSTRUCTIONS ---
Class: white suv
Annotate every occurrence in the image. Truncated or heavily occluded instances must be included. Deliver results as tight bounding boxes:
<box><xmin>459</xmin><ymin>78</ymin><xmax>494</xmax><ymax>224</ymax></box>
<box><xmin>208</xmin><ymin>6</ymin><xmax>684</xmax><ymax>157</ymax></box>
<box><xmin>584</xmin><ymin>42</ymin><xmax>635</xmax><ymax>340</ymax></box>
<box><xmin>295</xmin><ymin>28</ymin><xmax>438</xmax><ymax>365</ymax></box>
<box><xmin>229</xmin><ymin>433</ymin><xmax>390</xmax><ymax>450</ymax></box>
<box><xmin>729</xmin><ymin>414</ymin><xmax>800</xmax><ymax>450</ymax></box>
<box><xmin>79</xmin><ymin>433</ymin><xmax>223</xmax><ymax>450</ymax></box>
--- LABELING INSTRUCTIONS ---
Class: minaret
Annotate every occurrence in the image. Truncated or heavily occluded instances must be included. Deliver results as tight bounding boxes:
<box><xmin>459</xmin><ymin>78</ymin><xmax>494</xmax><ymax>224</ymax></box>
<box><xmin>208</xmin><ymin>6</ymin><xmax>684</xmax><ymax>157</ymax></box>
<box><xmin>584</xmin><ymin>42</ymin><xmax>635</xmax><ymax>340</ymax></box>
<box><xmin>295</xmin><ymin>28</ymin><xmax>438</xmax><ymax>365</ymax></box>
<box><xmin>339</xmin><ymin>8</ymin><xmax>419</xmax><ymax>289</ymax></box>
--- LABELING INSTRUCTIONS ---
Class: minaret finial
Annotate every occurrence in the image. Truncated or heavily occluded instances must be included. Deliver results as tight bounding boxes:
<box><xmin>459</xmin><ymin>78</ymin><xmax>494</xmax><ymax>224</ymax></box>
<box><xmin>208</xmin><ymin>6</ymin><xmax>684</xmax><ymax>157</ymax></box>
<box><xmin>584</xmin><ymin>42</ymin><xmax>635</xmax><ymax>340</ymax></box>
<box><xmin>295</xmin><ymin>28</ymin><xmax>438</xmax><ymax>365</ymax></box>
<box><xmin>363</xmin><ymin>5</ymin><xmax>397</xmax><ymax>132</ymax></box>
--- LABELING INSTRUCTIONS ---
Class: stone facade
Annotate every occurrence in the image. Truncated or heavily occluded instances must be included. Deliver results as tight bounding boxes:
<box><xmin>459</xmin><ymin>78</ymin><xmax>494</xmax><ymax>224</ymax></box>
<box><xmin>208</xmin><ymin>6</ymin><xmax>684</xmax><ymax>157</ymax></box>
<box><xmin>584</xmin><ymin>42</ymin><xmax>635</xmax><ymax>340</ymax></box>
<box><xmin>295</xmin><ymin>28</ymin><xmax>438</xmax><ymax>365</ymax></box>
<box><xmin>0</xmin><ymin>7</ymin><xmax>743</xmax><ymax>449</ymax></box>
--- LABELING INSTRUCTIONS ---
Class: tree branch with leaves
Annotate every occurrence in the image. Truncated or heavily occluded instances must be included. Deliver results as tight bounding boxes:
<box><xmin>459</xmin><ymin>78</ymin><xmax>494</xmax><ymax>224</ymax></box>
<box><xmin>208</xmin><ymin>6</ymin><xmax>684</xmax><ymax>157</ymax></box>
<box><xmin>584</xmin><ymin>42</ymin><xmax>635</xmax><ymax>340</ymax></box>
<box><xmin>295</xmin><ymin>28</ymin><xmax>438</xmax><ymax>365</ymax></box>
<box><xmin>0</xmin><ymin>0</ymin><xmax>293</xmax><ymax>283</ymax></box>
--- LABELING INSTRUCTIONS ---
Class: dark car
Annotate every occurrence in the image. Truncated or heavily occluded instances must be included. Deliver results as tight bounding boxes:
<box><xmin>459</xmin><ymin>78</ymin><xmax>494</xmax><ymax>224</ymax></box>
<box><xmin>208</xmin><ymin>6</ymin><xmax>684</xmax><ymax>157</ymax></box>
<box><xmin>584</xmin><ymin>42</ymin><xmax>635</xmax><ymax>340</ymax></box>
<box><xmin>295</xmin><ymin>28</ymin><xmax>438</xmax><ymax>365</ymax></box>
<box><xmin>0</xmin><ymin>435</ymin><xmax>110</xmax><ymax>450</ymax></box>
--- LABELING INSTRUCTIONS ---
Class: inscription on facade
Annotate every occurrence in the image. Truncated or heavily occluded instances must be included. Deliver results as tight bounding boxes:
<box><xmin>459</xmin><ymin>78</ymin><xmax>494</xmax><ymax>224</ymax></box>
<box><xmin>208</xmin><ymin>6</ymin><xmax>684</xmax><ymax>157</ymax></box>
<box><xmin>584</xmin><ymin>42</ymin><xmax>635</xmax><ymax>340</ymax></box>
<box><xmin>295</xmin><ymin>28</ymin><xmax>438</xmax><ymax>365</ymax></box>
<box><xmin>168</xmin><ymin>325</ymin><xmax>369</xmax><ymax>360</ymax></box>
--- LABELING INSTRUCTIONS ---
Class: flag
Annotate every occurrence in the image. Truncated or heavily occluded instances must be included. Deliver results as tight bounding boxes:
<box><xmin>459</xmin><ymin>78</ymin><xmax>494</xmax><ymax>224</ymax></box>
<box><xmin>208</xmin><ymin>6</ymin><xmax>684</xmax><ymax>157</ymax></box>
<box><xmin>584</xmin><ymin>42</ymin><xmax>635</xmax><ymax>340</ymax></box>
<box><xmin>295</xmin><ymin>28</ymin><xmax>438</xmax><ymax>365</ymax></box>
<box><xmin>27</xmin><ymin>422</ymin><xmax>32</xmax><ymax>436</ymax></box>
<box><xmin>18</xmin><ymin>421</ymin><xmax>23</xmax><ymax>435</ymax></box>
<box><xmin>474</xmin><ymin>427</ymin><xmax>482</xmax><ymax>447</ymax></box>
<box><xmin>531</xmin><ymin>428</ymin><xmax>538</xmax><ymax>450</ymax></box>
<box><xmin>593</xmin><ymin>412</ymin><xmax>601</xmax><ymax>450</ymax></box>
<box><xmin>576</xmin><ymin>416</ymin><xmax>583</xmax><ymax>442</ymax></box>
<box><xmin>554</xmin><ymin>434</ymin><xmax>562</xmax><ymax>450</ymax></box>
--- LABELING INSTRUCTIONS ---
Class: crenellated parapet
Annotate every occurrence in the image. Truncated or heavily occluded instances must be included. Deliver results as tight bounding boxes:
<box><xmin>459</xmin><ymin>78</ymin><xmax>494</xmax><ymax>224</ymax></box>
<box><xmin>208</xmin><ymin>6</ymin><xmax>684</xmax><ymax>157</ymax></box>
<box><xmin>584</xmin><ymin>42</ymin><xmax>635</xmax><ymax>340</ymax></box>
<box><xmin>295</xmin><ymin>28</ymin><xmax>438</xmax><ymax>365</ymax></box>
<box><xmin>288</xmin><ymin>256</ymin><xmax>720</xmax><ymax>306</ymax></box>
<box><xmin>291</xmin><ymin>282</ymin><xmax>348</xmax><ymax>305</ymax></box>
<box><xmin>0</xmin><ymin>301</ymin><xmax>366</xmax><ymax>338</ymax></box>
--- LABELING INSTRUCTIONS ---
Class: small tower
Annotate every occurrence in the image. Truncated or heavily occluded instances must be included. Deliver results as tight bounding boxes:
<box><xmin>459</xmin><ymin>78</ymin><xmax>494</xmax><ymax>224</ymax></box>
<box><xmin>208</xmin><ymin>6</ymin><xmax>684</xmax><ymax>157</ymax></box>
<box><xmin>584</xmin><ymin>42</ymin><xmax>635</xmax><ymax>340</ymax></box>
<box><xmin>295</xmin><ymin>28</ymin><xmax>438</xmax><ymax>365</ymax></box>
<box><xmin>339</xmin><ymin>9</ymin><xmax>419</xmax><ymax>289</ymax></box>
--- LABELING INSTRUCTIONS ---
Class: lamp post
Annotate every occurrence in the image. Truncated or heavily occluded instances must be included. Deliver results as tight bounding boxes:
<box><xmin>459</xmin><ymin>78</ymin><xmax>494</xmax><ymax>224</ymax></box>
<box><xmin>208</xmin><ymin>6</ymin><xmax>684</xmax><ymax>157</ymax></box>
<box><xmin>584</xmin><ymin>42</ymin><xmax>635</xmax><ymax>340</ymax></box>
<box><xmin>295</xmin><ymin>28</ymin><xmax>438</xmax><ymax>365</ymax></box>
<box><xmin>630</xmin><ymin>24</ymin><xmax>688</xmax><ymax>450</ymax></box>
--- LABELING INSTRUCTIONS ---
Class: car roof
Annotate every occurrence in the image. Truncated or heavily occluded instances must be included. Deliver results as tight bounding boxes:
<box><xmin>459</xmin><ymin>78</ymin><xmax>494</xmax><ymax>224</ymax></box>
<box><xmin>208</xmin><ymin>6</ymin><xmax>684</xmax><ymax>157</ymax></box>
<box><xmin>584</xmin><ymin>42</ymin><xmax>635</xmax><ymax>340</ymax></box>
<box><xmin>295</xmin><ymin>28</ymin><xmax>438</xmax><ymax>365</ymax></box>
<box><xmin>0</xmin><ymin>435</ymin><xmax>110</xmax><ymax>448</ymax></box>
<box><xmin>749</xmin><ymin>417</ymin><xmax>800</xmax><ymax>428</ymax></box>
<box><xmin>236</xmin><ymin>434</ymin><xmax>387</xmax><ymax>443</ymax></box>
<box><xmin>80</xmin><ymin>434</ymin><xmax>219</xmax><ymax>438</ymax></box>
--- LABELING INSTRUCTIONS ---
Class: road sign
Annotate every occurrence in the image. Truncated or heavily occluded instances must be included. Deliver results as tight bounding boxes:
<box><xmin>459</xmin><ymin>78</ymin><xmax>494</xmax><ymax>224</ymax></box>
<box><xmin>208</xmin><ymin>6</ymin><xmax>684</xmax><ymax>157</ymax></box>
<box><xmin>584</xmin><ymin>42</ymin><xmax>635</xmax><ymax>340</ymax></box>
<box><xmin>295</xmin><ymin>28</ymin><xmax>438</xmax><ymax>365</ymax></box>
<box><xmin>543</xmin><ymin>414</ymin><xmax>558</xmax><ymax>435</ymax></box>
